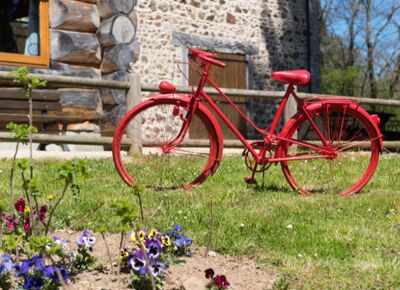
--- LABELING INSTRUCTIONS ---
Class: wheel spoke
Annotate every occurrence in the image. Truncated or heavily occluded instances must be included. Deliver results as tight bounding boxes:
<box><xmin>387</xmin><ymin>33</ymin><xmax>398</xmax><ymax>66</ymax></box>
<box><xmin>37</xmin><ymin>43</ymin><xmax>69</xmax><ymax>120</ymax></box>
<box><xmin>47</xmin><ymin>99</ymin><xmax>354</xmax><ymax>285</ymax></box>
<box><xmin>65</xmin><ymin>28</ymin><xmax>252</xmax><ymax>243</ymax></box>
<box><xmin>113</xmin><ymin>100</ymin><xmax>217</xmax><ymax>189</ymax></box>
<box><xmin>280</xmin><ymin>104</ymin><xmax>379</xmax><ymax>195</ymax></box>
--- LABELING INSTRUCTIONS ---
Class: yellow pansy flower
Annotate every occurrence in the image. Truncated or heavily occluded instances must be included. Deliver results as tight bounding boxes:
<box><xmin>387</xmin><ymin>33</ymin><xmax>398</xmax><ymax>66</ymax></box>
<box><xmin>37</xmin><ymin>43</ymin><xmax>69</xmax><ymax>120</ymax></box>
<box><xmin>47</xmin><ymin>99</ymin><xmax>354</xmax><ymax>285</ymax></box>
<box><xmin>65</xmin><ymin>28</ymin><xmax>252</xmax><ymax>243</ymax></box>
<box><xmin>161</xmin><ymin>235</ymin><xmax>171</xmax><ymax>246</ymax></box>
<box><xmin>130</xmin><ymin>231</ymin><xmax>137</xmax><ymax>243</ymax></box>
<box><xmin>149</xmin><ymin>229</ymin><xmax>159</xmax><ymax>240</ymax></box>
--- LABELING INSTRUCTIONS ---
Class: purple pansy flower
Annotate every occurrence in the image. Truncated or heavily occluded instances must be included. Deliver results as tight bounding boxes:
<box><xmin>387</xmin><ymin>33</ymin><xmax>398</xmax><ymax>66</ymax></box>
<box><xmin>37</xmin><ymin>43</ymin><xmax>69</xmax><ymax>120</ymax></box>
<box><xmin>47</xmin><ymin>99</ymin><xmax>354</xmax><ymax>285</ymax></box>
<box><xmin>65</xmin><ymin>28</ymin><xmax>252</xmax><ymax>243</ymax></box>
<box><xmin>53</xmin><ymin>235</ymin><xmax>69</xmax><ymax>249</ymax></box>
<box><xmin>146</xmin><ymin>239</ymin><xmax>162</xmax><ymax>260</ymax></box>
<box><xmin>128</xmin><ymin>249</ymin><xmax>147</xmax><ymax>276</ymax></box>
<box><xmin>149</xmin><ymin>261</ymin><xmax>165</xmax><ymax>277</ymax></box>
<box><xmin>77</xmin><ymin>230</ymin><xmax>96</xmax><ymax>251</ymax></box>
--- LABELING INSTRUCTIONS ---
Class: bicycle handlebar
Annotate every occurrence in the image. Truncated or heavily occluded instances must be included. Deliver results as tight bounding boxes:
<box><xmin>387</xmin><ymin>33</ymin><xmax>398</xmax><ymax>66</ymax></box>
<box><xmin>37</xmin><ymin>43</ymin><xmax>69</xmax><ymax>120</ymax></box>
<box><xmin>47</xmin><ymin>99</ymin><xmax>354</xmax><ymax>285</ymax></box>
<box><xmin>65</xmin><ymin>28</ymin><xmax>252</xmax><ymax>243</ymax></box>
<box><xmin>198</xmin><ymin>54</ymin><xmax>226</xmax><ymax>68</ymax></box>
<box><xmin>190</xmin><ymin>48</ymin><xmax>226</xmax><ymax>68</ymax></box>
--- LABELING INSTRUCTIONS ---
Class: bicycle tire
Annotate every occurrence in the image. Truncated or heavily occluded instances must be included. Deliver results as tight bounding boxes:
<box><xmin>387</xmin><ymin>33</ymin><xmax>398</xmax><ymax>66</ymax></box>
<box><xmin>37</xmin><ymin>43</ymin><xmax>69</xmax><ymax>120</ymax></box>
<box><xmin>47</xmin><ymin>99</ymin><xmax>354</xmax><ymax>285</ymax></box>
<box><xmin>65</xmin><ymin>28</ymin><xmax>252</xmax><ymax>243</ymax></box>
<box><xmin>278</xmin><ymin>103</ymin><xmax>380</xmax><ymax>195</ymax></box>
<box><xmin>112</xmin><ymin>98</ymin><xmax>219</xmax><ymax>190</ymax></box>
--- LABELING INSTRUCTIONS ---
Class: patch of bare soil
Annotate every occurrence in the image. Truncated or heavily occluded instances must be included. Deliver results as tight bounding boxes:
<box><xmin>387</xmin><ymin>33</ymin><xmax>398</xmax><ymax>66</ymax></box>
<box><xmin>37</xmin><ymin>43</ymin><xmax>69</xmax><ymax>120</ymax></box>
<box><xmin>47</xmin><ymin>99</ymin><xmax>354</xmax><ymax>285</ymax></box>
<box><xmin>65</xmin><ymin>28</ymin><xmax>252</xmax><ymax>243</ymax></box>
<box><xmin>57</xmin><ymin>231</ymin><xmax>276</xmax><ymax>290</ymax></box>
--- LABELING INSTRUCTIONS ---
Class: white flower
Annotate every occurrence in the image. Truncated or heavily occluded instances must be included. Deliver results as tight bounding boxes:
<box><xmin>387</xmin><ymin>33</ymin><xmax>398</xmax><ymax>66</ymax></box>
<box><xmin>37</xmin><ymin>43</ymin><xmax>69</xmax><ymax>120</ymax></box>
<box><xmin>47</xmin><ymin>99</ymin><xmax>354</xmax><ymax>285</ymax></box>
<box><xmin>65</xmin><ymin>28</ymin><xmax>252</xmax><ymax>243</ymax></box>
<box><xmin>240</xmin><ymin>223</ymin><xmax>245</xmax><ymax>227</ymax></box>
<box><xmin>286</xmin><ymin>224</ymin><xmax>293</xmax><ymax>229</ymax></box>
<box><xmin>297</xmin><ymin>253</ymin><xmax>303</xmax><ymax>258</ymax></box>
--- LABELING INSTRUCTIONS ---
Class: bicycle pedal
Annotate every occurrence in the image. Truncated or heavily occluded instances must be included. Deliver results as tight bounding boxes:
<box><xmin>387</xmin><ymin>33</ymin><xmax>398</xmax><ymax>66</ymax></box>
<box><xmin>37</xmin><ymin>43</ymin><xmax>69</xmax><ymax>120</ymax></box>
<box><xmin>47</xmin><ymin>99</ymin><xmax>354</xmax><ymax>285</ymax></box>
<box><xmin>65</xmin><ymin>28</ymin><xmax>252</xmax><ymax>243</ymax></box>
<box><xmin>244</xmin><ymin>176</ymin><xmax>257</xmax><ymax>184</ymax></box>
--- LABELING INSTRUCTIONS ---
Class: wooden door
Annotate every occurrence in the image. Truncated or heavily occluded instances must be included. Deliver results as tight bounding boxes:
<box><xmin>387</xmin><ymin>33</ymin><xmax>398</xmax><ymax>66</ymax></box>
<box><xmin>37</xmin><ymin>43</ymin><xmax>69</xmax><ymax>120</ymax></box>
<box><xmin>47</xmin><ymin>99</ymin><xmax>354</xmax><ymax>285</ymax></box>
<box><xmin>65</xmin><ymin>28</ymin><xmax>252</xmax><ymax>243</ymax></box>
<box><xmin>189</xmin><ymin>53</ymin><xmax>248</xmax><ymax>139</ymax></box>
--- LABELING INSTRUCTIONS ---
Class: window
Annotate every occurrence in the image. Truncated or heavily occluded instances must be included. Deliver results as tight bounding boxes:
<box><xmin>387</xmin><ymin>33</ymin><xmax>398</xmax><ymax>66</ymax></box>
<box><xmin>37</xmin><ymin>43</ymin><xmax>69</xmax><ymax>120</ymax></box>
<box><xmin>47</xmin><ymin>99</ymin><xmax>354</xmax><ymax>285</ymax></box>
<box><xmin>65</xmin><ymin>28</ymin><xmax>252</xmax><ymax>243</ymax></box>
<box><xmin>0</xmin><ymin>0</ymin><xmax>49</xmax><ymax>67</ymax></box>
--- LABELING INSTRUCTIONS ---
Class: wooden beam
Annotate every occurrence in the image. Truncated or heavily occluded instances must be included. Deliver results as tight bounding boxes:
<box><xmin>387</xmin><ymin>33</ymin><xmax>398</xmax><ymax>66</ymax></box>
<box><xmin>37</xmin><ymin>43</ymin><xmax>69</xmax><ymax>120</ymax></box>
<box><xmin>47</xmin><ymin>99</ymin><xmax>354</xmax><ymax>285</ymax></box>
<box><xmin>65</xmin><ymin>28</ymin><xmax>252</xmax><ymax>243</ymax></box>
<box><xmin>0</xmin><ymin>88</ymin><xmax>59</xmax><ymax>101</ymax></box>
<box><xmin>0</xmin><ymin>71</ymin><xmax>130</xmax><ymax>90</ymax></box>
<box><xmin>97</xmin><ymin>0</ymin><xmax>135</xmax><ymax>18</ymax></box>
<box><xmin>50</xmin><ymin>29</ymin><xmax>101</xmax><ymax>66</ymax></box>
<box><xmin>97</xmin><ymin>14</ymin><xmax>136</xmax><ymax>47</ymax></box>
<box><xmin>0</xmin><ymin>132</ymin><xmax>116</xmax><ymax>146</ymax></box>
<box><xmin>101</xmin><ymin>44</ymin><xmax>137</xmax><ymax>73</ymax></box>
<box><xmin>50</xmin><ymin>0</ymin><xmax>100</xmax><ymax>33</ymax></box>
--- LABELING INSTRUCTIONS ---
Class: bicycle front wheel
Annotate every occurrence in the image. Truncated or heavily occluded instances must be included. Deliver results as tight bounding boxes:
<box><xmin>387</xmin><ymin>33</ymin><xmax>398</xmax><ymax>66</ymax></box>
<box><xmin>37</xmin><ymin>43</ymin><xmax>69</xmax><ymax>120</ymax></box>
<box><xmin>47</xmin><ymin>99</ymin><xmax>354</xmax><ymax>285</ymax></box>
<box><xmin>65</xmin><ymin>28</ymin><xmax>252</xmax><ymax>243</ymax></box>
<box><xmin>112</xmin><ymin>98</ymin><xmax>219</xmax><ymax>190</ymax></box>
<box><xmin>279</xmin><ymin>104</ymin><xmax>380</xmax><ymax>195</ymax></box>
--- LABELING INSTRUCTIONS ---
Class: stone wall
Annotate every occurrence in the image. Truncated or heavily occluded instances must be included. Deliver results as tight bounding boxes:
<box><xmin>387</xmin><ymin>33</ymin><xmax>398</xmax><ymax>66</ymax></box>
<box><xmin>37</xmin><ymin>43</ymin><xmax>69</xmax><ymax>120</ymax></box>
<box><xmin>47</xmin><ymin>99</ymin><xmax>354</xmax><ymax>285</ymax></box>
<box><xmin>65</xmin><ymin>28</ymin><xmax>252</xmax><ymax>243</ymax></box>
<box><xmin>135</xmin><ymin>0</ymin><xmax>320</xmax><ymax>138</ymax></box>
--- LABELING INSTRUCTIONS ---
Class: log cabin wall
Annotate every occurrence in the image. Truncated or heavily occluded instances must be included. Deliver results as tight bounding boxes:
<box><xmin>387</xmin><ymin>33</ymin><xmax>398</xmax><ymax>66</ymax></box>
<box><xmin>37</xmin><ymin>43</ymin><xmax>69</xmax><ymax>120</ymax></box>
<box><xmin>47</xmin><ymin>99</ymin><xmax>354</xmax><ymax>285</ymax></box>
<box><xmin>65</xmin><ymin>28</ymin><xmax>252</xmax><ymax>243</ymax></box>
<box><xmin>0</xmin><ymin>0</ymin><xmax>139</xmax><ymax>136</ymax></box>
<box><xmin>134</xmin><ymin>0</ymin><xmax>320</xmax><ymax>139</ymax></box>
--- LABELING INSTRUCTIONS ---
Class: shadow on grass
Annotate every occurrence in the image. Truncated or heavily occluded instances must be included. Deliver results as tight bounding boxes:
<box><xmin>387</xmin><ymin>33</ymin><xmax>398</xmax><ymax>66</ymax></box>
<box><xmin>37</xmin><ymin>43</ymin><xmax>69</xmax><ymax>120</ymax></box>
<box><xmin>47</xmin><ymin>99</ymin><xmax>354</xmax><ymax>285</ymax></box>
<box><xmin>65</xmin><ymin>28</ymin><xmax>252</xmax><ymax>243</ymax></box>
<box><xmin>250</xmin><ymin>183</ymin><xmax>294</xmax><ymax>194</ymax></box>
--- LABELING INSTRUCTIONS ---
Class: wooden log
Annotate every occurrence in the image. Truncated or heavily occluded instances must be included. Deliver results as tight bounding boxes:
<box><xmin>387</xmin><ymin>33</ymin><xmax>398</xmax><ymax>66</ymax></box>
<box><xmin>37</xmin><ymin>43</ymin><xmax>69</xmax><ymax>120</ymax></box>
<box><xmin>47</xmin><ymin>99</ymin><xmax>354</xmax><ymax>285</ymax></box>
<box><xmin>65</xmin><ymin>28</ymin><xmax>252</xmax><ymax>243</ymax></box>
<box><xmin>0</xmin><ymin>100</ymin><xmax>62</xmax><ymax>111</ymax></box>
<box><xmin>129</xmin><ymin>9</ymin><xmax>138</xmax><ymax>27</ymax></box>
<box><xmin>101</xmin><ymin>44</ymin><xmax>135</xmax><ymax>73</ymax></box>
<box><xmin>0</xmin><ymin>88</ymin><xmax>59</xmax><ymax>101</ymax></box>
<box><xmin>61</xmin><ymin>107</ymin><xmax>101</xmax><ymax>119</ymax></box>
<box><xmin>97</xmin><ymin>14</ymin><xmax>136</xmax><ymax>47</ymax></box>
<box><xmin>49</xmin><ymin>62</ymin><xmax>102</xmax><ymax>79</ymax></box>
<box><xmin>101</xmin><ymin>70</ymin><xmax>127</xmax><ymax>105</ymax></box>
<box><xmin>0</xmin><ymin>132</ymin><xmax>115</xmax><ymax>146</ymax></box>
<box><xmin>75</xmin><ymin>0</ymin><xmax>97</xmax><ymax>4</ymax></box>
<box><xmin>50</xmin><ymin>0</ymin><xmax>100</xmax><ymax>33</ymax></box>
<box><xmin>50</xmin><ymin>29</ymin><xmax>101</xmax><ymax>66</ymax></box>
<box><xmin>131</xmin><ymin>39</ymin><xmax>140</xmax><ymax>63</ymax></box>
<box><xmin>97</xmin><ymin>0</ymin><xmax>136</xmax><ymax>19</ymax></box>
<box><xmin>58</xmin><ymin>89</ymin><xmax>101</xmax><ymax>109</ymax></box>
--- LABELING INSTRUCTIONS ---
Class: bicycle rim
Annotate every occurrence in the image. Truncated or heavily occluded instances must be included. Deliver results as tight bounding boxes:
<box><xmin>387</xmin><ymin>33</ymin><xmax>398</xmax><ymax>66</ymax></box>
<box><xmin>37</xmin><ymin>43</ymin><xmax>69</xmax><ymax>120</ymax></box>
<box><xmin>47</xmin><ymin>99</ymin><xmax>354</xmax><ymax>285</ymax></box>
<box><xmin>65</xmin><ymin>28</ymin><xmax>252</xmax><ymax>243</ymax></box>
<box><xmin>280</xmin><ymin>104</ymin><xmax>380</xmax><ymax>195</ymax></box>
<box><xmin>113</xmin><ymin>99</ymin><xmax>218</xmax><ymax>190</ymax></box>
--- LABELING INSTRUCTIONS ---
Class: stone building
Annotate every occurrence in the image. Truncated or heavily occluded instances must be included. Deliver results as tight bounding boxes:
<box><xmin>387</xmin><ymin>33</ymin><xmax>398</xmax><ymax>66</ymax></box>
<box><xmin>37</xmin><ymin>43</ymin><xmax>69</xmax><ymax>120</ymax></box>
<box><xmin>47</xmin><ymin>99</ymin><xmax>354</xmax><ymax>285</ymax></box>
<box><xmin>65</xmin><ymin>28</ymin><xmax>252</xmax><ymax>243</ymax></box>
<box><xmin>134</xmin><ymin>0</ymin><xmax>320</xmax><ymax>138</ymax></box>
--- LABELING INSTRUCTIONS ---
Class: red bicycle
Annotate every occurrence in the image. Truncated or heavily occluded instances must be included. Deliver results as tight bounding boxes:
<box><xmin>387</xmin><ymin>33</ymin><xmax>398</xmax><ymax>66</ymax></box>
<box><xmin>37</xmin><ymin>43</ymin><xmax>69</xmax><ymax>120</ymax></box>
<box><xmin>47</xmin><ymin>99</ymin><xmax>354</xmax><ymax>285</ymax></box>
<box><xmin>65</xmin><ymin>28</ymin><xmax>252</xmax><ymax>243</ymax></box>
<box><xmin>112</xmin><ymin>48</ymin><xmax>383</xmax><ymax>195</ymax></box>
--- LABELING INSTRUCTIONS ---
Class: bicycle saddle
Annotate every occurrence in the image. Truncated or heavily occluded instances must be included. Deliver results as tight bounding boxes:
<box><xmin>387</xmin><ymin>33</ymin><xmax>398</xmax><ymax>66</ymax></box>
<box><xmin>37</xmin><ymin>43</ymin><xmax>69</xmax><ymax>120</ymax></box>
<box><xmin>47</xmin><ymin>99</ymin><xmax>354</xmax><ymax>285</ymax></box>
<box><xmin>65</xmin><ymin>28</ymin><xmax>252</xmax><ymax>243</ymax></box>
<box><xmin>271</xmin><ymin>70</ymin><xmax>311</xmax><ymax>86</ymax></box>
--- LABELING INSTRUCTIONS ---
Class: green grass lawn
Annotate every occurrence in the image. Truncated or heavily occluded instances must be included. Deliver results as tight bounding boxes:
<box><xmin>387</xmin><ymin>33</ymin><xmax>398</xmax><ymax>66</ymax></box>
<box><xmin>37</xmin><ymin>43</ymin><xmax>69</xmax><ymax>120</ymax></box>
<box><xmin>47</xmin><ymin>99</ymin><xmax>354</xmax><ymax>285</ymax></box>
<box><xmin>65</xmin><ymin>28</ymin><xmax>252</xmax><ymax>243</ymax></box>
<box><xmin>0</xmin><ymin>154</ymin><xmax>399</xmax><ymax>289</ymax></box>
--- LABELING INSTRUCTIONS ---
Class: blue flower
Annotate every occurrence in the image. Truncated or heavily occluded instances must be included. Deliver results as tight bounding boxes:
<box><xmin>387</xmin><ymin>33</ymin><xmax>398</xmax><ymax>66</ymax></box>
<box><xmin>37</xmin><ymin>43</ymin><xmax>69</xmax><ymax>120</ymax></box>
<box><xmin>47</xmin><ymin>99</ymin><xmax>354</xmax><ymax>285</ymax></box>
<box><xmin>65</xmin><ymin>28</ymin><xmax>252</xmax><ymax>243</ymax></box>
<box><xmin>45</xmin><ymin>265</ymin><xmax>68</xmax><ymax>282</ymax></box>
<box><xmin>149</xmin><ymin>261</ymin><xmax>165</xmax><ymax>277</ymax></box>
<box><xmin>128</xmin><ymin>250</ymin><xmax>147</xmax><ymax>276</ymax></box>
<box><xmin>14</xmin><ymin>255</ymin><xmax>43</xmax><ymax>277</ymax></box>
<box><xmin>0</xmin><ymin>254</ymin><xmax>13</xmax><ymax>276</ymax></box>
<box><xmin>35</xmin><ymin>257</ymin><xmax>46</xmax><ymax>273</ymax></box>
<box><xmin>173</xmin><ymin>224</ymin><xmax>183</xmax><ymax>232</ymax></box>
<box><xmin>174</xmin><ymin>235</ymin><xmax>192</xmax><ymax>248</ymax></box>
<box><xmin>23</xmin><ymin>276</ymin><xmax>44</xmax><ymax>290</ymax></box>
<box><xmin>14</xmin><ymin>260</ymin><xmax>30</xmax><ymax>277</ymax></box>
<box><xmin>146</xmin><ymin>240</ymin><xmax>162</xmax><ymax>260</ymax></box>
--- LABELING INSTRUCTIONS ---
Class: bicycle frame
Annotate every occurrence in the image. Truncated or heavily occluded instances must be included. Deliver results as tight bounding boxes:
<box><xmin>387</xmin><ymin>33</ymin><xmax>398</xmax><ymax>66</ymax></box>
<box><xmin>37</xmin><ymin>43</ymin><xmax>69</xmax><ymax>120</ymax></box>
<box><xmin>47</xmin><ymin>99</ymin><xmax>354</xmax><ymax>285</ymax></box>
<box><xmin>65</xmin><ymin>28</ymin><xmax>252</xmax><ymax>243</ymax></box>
<box><xmin>188</xmin><ymin>64</ymin><xmax>333</xmax><ymax>164</ymax></box>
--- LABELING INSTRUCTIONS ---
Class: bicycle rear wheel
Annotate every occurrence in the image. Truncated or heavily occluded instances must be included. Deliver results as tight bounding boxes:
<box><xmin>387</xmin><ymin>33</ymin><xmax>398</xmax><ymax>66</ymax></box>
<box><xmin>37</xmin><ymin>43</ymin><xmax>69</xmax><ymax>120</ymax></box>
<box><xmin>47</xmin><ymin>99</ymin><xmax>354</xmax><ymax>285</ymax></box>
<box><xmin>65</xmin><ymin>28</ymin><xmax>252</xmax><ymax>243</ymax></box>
<box><xmin>112</xmin><ymin>98</ymin><xmax>219</xmax><ymax>190</ymax></box>
<box><xmin>279</xmin><ymin>104</ymin><xmax>380</xmax><ymax>195</ymax></box>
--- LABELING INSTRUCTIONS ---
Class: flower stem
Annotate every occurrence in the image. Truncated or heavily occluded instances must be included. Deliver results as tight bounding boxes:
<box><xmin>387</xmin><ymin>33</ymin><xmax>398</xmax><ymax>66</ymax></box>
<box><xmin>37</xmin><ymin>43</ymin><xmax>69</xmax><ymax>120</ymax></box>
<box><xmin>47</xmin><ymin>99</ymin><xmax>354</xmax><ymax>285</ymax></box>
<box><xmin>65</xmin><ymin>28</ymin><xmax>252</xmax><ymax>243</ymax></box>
<box><xmin>49</xmin><ymin>255</ymin><xmax>67</xmax><ymax>289</ymax></box>
<box><xmin>45</xmin><ymin>181</ymin><xmax>70</xmax><ymax>235</ymax></box>
<box><xmin>101</xmin><ymin>232</ymin><xmax>114</xmax><ymax>275</ymax></box>
<box><xmin>205</xmin><ymin>197</ymin><xmax>214</xmax><ymax>258</ymax></box>
<box><xmin>8</xmin><ymin>141</ymin><xmax>19</xmax><ymax>213</ymax></box>
<box><xmin>137</xmin><ymin>231</ymin><xmax>156</xmax><ymax>290</ymax></box>
<box><xmin>21</xmin><ymin>171</ymin><xmax>36</xmax><ymax>235</ymax></box>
